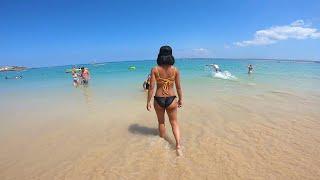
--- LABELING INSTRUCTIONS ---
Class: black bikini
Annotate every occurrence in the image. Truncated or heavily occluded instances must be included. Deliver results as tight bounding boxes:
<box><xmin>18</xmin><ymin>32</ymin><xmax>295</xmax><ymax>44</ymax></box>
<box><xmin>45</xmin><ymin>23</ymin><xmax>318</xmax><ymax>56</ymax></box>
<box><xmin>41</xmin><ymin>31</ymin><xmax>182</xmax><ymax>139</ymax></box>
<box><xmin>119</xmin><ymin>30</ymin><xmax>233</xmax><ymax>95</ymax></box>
<box><xmin>154</xmin><ymin>96</ymin><xmax>176</xmax><ymax>108</ymax></box>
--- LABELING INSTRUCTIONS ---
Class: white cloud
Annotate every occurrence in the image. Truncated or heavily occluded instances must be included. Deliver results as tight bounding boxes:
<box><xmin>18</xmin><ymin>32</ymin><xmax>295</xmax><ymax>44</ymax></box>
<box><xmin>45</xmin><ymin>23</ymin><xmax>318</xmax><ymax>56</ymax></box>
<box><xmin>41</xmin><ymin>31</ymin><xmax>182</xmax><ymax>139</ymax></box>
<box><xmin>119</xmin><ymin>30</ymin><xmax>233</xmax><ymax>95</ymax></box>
<box><xmin>234</xmin><ymin>20</ymin><xmax>320</xmax><ymax>47</ymax></box>
<box><xmin>311</xmin><ymin>32</ymin><xmax>320</xmax><ymax>38</ymax></box>
<box><xmin>192</xmin><ymin>48</ymin><xmax>209</xmax><ymax>54</ymax></box>
<box><xmin>175</xmin><ymin>48</ymin><xmax>212</xmax><ymax>57</ymax></box>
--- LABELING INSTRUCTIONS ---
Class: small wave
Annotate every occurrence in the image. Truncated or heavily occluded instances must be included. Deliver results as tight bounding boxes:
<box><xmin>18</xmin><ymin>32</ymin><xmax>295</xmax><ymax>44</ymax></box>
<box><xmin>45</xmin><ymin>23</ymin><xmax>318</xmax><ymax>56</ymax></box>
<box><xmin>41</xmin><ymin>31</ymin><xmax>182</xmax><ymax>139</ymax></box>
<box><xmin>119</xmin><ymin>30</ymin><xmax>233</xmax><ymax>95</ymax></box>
<box><xmin>269</xmin><ymin>90</ymin><xmax>305</xmax><ymax>100</ymax></box>
<box><xmin>212</xmin><ymin>71</ymin><xmax>237</xmax><ymax>80</ymax></box>
<box><xmin>270</xmin><ymin>90</ymin><xmax>294</xmax><ymax>95</ymax></box>
<box><xmin>148</xmin><ymin>136</ymin><xmax>172</xmax><ymax>150</ymax></box>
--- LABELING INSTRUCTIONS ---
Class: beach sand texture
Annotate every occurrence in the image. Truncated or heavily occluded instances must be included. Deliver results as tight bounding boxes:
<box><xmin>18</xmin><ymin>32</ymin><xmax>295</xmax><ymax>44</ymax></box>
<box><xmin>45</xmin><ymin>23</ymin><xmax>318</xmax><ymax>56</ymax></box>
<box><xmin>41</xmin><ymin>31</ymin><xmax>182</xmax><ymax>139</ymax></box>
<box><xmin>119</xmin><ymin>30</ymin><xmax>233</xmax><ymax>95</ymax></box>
<box><xmin>0</xmin><ymin>59</ymin><xmax>320</xmax><ymax>179</ymax></box>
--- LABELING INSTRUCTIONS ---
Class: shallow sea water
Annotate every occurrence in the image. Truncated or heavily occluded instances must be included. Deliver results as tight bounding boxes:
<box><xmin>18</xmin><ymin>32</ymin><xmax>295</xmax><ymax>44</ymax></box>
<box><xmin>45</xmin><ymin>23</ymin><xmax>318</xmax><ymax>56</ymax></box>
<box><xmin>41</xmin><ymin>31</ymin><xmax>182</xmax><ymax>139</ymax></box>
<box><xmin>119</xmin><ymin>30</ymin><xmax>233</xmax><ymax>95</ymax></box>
<box><xmin>0</xmin><ymin>59</ymin><xmax>320</xmax><ymax>179</ymax></box>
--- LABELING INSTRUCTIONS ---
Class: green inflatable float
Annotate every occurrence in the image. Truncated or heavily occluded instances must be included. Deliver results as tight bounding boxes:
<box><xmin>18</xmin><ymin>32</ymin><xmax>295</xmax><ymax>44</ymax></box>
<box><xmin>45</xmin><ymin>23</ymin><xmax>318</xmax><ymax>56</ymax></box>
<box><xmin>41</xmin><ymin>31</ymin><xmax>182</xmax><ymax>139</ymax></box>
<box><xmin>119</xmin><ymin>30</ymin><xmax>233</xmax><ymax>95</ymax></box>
<box><xmin>65</xmin><ymin>68</ymin><xmax>81</xmax><ymax>73</ymax></box>
<box><xmin>128</xmin><ymin>66</ymin><xmax>136</xmax><ymax>71</ymax></box>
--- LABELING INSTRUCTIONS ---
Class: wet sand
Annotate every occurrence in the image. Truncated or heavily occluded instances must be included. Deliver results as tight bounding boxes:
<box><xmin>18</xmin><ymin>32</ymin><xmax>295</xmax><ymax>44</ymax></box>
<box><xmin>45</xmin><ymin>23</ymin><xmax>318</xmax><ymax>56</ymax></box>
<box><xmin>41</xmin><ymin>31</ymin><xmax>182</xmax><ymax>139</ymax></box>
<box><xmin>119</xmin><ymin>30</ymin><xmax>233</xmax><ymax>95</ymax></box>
<box><xmin>0</xmin><ymin>86</ymin><xmax>320</xmax><ymax>180</ymax></box>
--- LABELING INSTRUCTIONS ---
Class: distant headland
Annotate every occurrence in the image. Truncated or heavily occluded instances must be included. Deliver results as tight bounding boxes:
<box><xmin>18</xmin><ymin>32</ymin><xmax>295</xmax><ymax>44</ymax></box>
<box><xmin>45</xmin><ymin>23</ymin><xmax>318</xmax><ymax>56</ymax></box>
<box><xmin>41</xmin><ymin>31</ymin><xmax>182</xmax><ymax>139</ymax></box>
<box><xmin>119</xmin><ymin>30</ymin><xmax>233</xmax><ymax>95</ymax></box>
<box><xmin>0</xmin><ymin>66</ymin><xmax>27</xmax><ymax>72</ymax></box>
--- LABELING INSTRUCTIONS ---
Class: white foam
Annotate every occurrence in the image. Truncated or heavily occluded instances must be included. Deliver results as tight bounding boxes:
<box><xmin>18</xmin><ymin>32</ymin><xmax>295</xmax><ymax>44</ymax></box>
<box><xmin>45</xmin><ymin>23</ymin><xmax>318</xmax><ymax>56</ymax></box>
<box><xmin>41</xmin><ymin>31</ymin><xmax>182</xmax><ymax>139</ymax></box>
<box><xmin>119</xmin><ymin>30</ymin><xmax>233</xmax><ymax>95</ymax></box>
<box><xmin>212</xmin><ymin>71</ymin><xmax>237</xmax><ymax>80</ymax></box>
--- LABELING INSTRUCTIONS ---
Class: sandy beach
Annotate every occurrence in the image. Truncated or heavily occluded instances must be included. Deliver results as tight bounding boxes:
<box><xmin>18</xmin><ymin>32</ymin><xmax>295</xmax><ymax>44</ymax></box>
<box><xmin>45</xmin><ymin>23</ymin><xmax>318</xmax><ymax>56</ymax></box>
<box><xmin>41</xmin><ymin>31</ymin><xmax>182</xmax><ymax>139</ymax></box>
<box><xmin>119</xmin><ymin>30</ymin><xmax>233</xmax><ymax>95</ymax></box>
<box><xmin>1</xmin><ymin>68</ymin><xmax>320</xmax><ymax>179</ymax></box>
<box><xmin>2</xmin><ymin>0</ymin><xmax>320</xmax><ymax>178</ymax></box>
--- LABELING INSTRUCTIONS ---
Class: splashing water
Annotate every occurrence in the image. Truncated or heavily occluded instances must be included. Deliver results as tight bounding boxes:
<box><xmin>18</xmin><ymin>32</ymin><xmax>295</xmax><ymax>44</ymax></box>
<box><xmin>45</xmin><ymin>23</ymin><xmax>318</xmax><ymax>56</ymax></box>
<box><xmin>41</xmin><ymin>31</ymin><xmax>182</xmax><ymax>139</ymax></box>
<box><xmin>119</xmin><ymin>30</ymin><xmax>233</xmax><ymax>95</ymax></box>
<box><xmin>212</xmin><ymin>71</ymin><xmax>237</xmax><ymax>80</ymax></box>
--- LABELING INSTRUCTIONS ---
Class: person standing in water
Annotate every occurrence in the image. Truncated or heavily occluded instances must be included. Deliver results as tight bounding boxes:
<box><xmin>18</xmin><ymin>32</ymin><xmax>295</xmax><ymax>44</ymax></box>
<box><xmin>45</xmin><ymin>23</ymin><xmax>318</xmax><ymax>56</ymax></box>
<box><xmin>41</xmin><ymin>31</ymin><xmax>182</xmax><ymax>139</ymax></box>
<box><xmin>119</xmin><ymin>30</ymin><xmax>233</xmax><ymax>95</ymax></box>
<box><xmin>80</xmin><ymin>67</ymin><xmax>90</xmax><ymax>85</ymax></box>
<box><xmin>206</xmin><ymin>64</ymin><xmax>221</xmax><ymax>72</ymax></box>
<box><xmin>143</xmin><ymin>74</ymin><xmax>151</xmax><ymax>91</ymax></box>
<box><xmin>71</xmin><ymin>67</ymin><xmax>80</xmax><ymax>87</ymax></box>
<box><xmin>213</xmin><ymin>64</ymin><xmax>221</xmax><ymax>72</ymax></box>
<box><xmin>146</xmin><ymin>46</ymin><xmax>183</xmax><ymax>156</ymax></box>
<box><xmin>248</xmin><ymin>64</ymin><xmax>254</xmax><ymax>74</ymax></box>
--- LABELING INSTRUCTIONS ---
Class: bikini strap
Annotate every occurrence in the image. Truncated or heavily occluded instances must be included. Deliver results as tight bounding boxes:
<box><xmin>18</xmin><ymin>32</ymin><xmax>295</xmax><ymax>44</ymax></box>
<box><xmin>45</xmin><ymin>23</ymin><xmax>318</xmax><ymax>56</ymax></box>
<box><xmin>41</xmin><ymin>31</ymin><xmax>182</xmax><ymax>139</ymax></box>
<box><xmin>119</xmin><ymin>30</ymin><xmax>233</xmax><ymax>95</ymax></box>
<box><xmin>156</xmin><ymin>66</ymin><xmax>175</xmax><ymax>79</ymax></box>
<box><xmin>173</xmin><ymin>67</ymin><xmax>176</xmax><ymax>78</ymax></box>
<box><xmin>155</xmin><ymin>66</ymin><xmax>160</xmax><ymax>78</ymax></box>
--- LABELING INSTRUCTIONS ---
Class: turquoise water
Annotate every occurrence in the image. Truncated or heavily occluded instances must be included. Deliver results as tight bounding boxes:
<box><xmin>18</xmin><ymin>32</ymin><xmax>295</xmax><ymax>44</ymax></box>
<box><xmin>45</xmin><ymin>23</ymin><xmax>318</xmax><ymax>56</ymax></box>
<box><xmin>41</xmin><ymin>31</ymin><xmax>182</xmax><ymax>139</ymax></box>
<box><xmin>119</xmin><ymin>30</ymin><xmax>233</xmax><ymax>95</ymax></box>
<box><xmin>1</xmin><ymin>59</ymin><xmax>320</xmax><ymax>179</ymax></box>
<box><xmin>1</xmin><ymin>59</ymin><xmax>320</xmax><ymax>98</ymax></box>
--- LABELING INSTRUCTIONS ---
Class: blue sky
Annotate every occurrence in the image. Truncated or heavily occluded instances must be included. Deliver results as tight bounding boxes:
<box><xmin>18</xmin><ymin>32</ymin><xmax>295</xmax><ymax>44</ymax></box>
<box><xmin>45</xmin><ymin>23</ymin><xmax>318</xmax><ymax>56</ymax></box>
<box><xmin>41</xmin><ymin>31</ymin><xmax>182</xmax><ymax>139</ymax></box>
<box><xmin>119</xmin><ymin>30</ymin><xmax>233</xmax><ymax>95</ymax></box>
<box><xmin>1</xmin><ymin>0</ymin><xmax>320</xmax><ymax>67</ymax></box>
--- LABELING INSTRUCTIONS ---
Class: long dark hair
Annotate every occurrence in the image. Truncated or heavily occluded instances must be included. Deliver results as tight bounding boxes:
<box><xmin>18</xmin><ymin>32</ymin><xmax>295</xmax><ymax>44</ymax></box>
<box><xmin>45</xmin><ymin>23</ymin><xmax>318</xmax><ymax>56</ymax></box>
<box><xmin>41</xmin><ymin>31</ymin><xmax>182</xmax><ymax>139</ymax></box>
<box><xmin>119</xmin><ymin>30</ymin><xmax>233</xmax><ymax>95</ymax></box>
<box><xmin>157</xmin><ymin>46</ymin><xmax>175</xmax><ymax>66</ymax></box>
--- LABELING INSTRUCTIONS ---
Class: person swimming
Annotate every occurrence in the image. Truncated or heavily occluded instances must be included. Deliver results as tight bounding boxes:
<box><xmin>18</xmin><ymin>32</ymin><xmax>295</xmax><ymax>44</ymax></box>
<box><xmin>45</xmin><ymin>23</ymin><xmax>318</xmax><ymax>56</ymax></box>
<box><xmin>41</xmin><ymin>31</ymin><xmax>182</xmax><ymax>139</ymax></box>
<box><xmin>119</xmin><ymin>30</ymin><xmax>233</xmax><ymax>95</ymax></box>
<box><xmin>5</xmin><ymin>75</ymin><xmax>22</xmax><ymax>80</ymax></box>
<box><xmin>80</xmin><ymin>67</ymin><xmax>90</xmax><ymax>85</ymax></box>
<box><xmin>248</xmin><ymin>64</ymin><xmax>254</xmax><ymax>74</ymax></box>
<box><xmin>146</xmin><ymin>45</ymin><xmax>183</xmax><ymax>156</ymax></box>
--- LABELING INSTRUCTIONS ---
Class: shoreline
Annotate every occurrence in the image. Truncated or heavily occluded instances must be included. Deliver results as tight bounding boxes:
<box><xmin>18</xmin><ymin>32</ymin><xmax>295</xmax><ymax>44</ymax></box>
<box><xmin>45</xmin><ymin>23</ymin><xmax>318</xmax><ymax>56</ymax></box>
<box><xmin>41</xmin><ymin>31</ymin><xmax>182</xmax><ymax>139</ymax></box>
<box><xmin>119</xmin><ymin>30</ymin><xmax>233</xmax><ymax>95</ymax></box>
<box><xmin>5</xmin><ymin>57</ymin><xmax>319</xmax><ymax>70</ymax></box>
<box><xmin>0</xmin><ymin>58</ymin><xmax>319</xmax><ymax>179</ymax></box>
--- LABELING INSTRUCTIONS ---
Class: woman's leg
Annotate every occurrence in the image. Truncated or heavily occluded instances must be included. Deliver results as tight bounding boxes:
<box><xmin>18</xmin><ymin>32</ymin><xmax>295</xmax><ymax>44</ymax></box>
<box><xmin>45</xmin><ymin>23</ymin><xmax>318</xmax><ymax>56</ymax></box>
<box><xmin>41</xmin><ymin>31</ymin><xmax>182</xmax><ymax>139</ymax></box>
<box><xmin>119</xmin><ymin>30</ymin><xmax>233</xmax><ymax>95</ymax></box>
<box><xmin>154</xmin><ymin>101</ymin><xmax>166</xmax><ymax>138</ymax></box>
<box><xmin>166</xmin><ymin>101</ymin><xmax>181</xmax><ymax>150</ymax></box>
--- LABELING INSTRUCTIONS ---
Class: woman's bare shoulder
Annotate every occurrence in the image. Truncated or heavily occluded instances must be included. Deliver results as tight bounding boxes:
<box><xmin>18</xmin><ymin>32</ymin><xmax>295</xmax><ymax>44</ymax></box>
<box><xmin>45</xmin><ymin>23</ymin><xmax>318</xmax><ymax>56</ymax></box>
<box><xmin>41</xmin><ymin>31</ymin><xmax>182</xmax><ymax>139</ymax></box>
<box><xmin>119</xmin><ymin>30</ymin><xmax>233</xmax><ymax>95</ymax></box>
<box><xmin>151</xmin><ymin>66</ymin><xmax>158</xmax><ymax>73</ymax></box>
<box><xmin>173</xmin><ymin>66</ymin><xmax>179</xmax><ymax>72</ymax></box>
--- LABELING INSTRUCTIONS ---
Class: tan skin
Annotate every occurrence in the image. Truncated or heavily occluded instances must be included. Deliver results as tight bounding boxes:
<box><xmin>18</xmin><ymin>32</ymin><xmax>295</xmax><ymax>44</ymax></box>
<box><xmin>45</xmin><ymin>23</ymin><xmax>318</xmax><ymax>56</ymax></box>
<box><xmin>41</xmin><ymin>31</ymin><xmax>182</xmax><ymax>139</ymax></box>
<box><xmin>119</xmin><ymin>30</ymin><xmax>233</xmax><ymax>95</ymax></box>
<box><xmin>146</xmin><ymin>65</ymin><xmax>183</xmax><ymax>152</ymax></box>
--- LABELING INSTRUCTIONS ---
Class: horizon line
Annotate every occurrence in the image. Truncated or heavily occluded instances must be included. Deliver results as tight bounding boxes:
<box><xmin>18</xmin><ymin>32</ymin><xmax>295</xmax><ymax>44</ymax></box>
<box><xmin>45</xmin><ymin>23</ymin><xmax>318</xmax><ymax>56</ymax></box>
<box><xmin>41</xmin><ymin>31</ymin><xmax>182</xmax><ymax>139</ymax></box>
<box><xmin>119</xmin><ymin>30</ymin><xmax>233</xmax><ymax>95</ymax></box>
<box><xmin>2</xmin><ymin>57</ymin><xmax>320</xmax><ymax>69</ymax></box>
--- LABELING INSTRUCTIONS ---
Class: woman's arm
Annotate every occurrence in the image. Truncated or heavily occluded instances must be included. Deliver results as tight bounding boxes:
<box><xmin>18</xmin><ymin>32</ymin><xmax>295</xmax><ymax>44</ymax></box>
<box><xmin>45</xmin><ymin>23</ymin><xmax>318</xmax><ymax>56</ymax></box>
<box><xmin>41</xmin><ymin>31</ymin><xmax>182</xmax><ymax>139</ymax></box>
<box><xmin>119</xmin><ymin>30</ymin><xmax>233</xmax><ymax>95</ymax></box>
<box><xmin>146</xmin><ymin>68</ymin><xmax>156</xmax><ymax>111</ymax></box>
<box><xmin>175</xmin><ymin>68</ymin><xmax>183</xmax><ymax>107</ymax></box>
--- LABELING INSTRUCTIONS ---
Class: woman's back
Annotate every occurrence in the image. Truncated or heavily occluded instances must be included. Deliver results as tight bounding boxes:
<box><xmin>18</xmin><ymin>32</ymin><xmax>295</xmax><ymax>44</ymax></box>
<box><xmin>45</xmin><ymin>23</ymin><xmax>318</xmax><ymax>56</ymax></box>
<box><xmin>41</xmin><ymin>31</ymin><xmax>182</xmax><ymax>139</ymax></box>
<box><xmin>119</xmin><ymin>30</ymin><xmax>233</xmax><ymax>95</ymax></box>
<box><xmin>154</xmin><ymin>65</ymin><xmax>176</xmax><ymax>97</ymax></box>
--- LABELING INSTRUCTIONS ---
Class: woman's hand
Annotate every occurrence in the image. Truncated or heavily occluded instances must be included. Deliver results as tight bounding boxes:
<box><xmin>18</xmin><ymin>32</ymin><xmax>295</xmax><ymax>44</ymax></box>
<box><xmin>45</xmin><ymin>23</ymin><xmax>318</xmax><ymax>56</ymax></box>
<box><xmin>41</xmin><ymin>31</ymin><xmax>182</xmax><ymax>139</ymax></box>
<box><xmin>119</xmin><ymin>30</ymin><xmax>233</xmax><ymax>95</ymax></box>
<box><xmin>178</xmin><ymin>99</ymin><xmax>183</xmax><ymax>108</ymax></box>
<box><xmin>146</xmin><ymin>102</ymin><xmax>152</xmax><ymax>111</ymax></box>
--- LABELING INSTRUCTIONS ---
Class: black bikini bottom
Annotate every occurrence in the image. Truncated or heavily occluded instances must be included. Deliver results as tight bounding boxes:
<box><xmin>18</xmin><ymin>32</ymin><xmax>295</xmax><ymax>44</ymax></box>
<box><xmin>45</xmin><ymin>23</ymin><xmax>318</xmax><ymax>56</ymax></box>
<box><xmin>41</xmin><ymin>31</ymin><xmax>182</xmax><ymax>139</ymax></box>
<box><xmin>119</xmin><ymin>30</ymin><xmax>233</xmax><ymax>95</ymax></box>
<box><xmin>154</xmin><ymin>96</ymin><xmax>176</xmax><ymax>108</ymax></box>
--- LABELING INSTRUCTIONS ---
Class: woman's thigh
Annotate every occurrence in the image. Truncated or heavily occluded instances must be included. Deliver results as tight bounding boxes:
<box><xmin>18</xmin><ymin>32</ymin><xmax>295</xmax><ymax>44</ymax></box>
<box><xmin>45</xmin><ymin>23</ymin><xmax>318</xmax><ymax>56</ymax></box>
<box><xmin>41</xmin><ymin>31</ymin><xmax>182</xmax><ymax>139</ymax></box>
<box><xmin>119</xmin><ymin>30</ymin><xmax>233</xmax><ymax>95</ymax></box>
<box><xmin>154</xmin><ymin>100</ymin><xmax>165</xmax><ymax>124</ymax></box>
<box><xmin>166</xmin><ymin>99</ymin><xmax>178</xmax><ymax>121</ymax></box>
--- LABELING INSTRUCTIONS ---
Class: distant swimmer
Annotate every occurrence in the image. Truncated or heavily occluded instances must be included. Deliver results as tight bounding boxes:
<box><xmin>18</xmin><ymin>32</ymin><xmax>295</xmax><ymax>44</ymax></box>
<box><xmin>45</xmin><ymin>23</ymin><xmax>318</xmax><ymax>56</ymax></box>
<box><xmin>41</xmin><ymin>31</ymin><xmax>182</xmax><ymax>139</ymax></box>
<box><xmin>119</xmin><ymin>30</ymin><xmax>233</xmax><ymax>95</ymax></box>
<box><xmin>206</xmin><ymin>64</ymin><xmax>221</xmax><ymax>72</ymax></box>
<box><xmin>143</xmin><ymin>74</ymin><xmax>151</xmax><ymax>91</ymax></box>
<box><xmin>247</xmin><ymin>64</ymin><xmax>254</xmax><ymax>74</ymax></box>
<box><xmin>5</xmin><ymin>75</ymin><xmax>22</xmax><ymax>80</ymax></box>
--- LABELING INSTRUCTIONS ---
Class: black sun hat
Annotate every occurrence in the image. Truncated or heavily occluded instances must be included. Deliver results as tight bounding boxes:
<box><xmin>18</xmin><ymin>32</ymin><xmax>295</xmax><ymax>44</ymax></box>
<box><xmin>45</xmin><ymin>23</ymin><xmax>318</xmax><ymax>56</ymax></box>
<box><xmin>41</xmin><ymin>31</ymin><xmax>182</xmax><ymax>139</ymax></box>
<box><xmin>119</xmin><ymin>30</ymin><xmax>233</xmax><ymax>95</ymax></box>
<box><xmin>157</xmin><ymin>45</ymin><xmax>175</xmax><ymax>65</ymax></box>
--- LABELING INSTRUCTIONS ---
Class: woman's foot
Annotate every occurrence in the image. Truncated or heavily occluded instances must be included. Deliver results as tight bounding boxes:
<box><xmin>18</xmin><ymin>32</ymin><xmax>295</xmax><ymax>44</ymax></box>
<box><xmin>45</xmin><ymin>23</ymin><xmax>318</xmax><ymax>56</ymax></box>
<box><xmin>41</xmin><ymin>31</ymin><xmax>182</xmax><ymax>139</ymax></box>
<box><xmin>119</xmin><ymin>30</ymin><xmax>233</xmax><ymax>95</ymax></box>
<box><xmin>176</xmin><ymin>145</ymin><xmax>183</xmax><ymax>156</ymax></box>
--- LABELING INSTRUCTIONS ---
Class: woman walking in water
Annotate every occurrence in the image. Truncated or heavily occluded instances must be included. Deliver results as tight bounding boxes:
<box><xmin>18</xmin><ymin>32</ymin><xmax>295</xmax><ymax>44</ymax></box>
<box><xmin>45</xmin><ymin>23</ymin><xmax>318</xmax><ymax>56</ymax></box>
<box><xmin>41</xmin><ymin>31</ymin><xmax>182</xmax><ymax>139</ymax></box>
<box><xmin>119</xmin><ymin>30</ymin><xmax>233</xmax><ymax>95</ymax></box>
<box><xmin>146</xmin><ymin>46</ymin><xmax>183</xmax><ymax>155</ymax></box>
